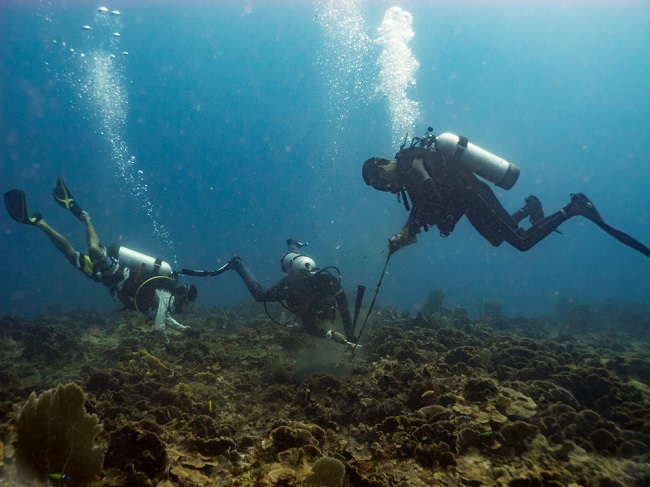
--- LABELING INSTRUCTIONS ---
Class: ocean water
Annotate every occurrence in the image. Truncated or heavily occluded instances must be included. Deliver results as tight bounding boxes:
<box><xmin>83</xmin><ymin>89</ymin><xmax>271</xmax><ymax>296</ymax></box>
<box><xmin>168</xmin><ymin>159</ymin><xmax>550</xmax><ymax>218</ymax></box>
<box><xmin>1</xmin><ymin>0</ymin><xmax>648</xmax><ymax>321</ymax></box>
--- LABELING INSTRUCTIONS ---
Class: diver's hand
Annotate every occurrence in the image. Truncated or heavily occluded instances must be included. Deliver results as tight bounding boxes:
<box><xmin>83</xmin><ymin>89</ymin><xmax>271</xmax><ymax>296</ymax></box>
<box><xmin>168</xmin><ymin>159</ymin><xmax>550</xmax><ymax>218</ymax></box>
<box><xmin>326</xmin><ymin>330</ymin><xmax>347</xmax><ymax>345</ymax></box>
<box><xmin>287</xmin><ymin>322</ymin><xmax>303</xmax><ymax>332</ymax></box>
<box><xmin>388</xmin><ymin>232</ymin><xmax>417</xmax><ymax>254</ymax></box>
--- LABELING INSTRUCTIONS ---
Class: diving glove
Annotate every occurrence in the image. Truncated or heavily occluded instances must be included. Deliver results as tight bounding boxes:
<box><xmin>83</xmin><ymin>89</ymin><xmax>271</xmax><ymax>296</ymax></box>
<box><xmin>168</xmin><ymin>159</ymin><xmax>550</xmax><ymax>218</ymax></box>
<box><xmin>388</xmin><ymin>232</ymin><xmax>417</xmax><ymax>254</ymax></box>
<box><xmin>326</xmin><ymin>330</ymin><xmax>347</xmax><ymax>344</ymax></box>
<box><xmin>326</xmin><ymin>330</ymin><xmax>360</xmax><ymax>347</ymax></box>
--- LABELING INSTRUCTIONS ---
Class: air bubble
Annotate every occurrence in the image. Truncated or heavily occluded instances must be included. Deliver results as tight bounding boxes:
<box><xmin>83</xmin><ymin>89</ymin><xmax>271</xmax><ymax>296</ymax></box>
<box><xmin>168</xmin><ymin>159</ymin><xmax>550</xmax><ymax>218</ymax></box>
<box><xmin>375</xmin><ymin>7</ymin><xmax>421</xmax><ymax>148</ymax></box>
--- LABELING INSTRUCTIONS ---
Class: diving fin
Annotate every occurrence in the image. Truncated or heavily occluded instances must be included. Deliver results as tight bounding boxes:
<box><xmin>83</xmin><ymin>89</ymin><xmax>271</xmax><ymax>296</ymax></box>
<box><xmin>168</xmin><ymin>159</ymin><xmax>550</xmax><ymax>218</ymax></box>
<box><xmin>569</xmin><ymin>193</ymin><xmax>649</xmax><ymax>256</ymax></box>
<box><xmin>592</xmin><ymin>219</ymin><xmax>650</xmax><ymax>257</ymax></box>
<box><xmin>4</xmin><ymin>189</ymin><xmax>42</xmax><ymax>225</ymax></box>
<box><xmin>53</xmin><ymin>177</ymin><xmax>84</xmax><ymax>220</ymax></box>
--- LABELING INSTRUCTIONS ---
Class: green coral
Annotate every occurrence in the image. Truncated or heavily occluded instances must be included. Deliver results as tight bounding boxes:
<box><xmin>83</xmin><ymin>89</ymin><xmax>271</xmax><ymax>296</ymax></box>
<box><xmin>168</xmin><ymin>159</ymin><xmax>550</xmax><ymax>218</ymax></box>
<box><xmin>15</xmin><ymin>382</ymin><xmax>105</xmax><ymax>486</ymax></box>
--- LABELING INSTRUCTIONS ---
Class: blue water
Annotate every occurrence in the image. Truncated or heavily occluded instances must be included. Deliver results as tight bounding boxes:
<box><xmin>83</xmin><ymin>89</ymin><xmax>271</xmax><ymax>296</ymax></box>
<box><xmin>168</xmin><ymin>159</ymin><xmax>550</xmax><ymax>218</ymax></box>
<box><xmin>1</xmin><ymin>1</ymin><xmax>649</xmax><ymax>320</ymax></box>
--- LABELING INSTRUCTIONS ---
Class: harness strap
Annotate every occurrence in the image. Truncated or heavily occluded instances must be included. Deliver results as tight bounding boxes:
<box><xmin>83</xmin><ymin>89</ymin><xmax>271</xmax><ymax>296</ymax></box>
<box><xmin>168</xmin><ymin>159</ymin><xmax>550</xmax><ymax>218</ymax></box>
<box><xmin>153</xmin><ymin>258</ymin><xmax>162</xmax><ymax>275</ymax></box>
<box><xmin>454</xmin><ymin>135</ymin><xmax>468</xmax><ymax>161</ymax></box>
<box><xmin>399</xmin><ymin>189</ymin><xmax>411</xmax><ymax>211</ymax></box>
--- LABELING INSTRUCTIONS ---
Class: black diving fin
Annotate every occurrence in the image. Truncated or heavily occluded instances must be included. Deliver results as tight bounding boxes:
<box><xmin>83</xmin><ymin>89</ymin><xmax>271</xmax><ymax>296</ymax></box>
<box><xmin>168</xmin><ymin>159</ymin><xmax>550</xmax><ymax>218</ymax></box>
<box><xmin>4</xmin><ymin>189</ymin><xmax>42</xmax><ymax>225</ymax></box>
<box><xmin>592</xmin><ymin>218</ymin><xmax>649</xmax><ymax>257</ymax></box>
<box><xmin>571</xmin><ymin>193</ymin><xmax>648</xmax><ymax>256</ymax></box>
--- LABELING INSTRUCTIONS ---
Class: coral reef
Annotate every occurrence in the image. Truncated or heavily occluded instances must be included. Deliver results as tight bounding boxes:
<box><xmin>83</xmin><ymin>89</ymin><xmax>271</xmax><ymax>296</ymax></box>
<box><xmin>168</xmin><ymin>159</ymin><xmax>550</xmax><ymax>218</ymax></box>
<box><xmin>0</xmin><ymin>299</ymin><xmax>649</xmax><ymax>485</ymax></box>
<box><xmin>304</xmin><ymin>456</ymin><xmax>345</xmax><ymax>487</ymax></box>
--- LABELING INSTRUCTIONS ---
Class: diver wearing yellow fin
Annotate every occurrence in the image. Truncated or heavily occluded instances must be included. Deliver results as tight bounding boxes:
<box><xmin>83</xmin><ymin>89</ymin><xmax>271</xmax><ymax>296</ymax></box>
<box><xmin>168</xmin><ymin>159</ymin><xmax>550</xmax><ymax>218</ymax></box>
<box><xmin>4</xmin><ymin>178</ymin><xmax>196</xmax><ymax>345</ymax></box>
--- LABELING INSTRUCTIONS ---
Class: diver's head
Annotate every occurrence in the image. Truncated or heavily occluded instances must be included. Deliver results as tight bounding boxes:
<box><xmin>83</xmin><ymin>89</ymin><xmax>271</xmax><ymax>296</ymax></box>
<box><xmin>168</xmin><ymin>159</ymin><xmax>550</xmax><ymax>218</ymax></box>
<box><xmin>281</xmin><ymin>252</ymin><xmax>316</xmax><ymax>277</ymax></box>
<box><xmin>173</xmin><ymin>284</ymin><xmax>198</xmax><ymax>313</ymax></box>
<box><xmin>362</xmin><ymin>157</ymin><xmax>400</xmax><ymax>192</ymax></box>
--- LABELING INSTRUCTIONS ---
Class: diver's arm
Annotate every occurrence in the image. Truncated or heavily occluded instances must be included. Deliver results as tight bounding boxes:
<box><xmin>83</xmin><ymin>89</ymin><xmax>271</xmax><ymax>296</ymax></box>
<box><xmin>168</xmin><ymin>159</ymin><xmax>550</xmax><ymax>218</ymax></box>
<box><xmin>302</xmin><ymin>323</ymin><xmax>329</xmax><ymax>340</ymax></box>
<box><xmin>153</xmin><ymin>289</ymin><xmax>173</xmax><ymax>344</ymax></box>
<box><xmin>389</xmin><ymin>216</ymin><xmax>419</xmax><ymax>254</ymax></box>
<box><xmin>411</xmin><ymin>157</ymin><xmax>431</xmax><ymax>183</ymax></box>
<box><xmin>164</xmin><ymin>313</ymin><xmax>188</xmax><ymax>331</ymax></box>
<box><xmin>153</xmin><ymin>290</ymin><xmax>189</xmax><ymax>344</ymax></box>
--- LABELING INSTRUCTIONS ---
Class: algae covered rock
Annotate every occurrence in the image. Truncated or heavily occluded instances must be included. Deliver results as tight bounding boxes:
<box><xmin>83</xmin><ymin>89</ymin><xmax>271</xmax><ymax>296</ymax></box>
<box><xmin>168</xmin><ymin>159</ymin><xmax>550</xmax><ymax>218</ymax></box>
<box><xmin>15</xmin><ymin>382</ymin><xmax>105</xmax><ymax>485</ymax></box>
<box><xmin>105</xmin><ymin>422</ymin><xmax>168</xmax><ymax>479</ymax></box>
<box><xmin>304</xmin><ymin>456</ymin><xmax>345</xmax><ymax>487</ymax></box>
<box><xmin>500</xmin><ymin>420</ymin><xmax>539</xmax><ymax>450</ymax></box>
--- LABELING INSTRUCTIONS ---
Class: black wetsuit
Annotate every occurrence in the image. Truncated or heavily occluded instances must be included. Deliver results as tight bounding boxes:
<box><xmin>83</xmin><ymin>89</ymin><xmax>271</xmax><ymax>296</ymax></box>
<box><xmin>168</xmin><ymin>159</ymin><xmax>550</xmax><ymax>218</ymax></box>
<box><xmin>396</xmin><ymin>146</ymin><xmax>567</xmax><ymax>251</ymax></box>
<box><xmin>233</xmin><ymin>261</ymin><xmax>354</xmax><ymax>341</ymax></box>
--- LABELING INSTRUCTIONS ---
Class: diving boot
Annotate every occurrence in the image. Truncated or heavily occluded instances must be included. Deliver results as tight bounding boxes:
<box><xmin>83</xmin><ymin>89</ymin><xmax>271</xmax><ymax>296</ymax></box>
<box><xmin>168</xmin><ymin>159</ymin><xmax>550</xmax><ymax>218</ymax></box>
<box><xmin>512</xmin><ymin>195</ymin><xmax>544</xmax><ymax>225</ymax></box>
<box><xmin>4</xmin><ymin>189</ymin><xmax>42</xmax><ymax>226</ymax></box>
<box><xmin>53</xmin><ymin>177</ymin><xmax>84</xmax><ymax>221</ymax></box>
<box><xmin>524</xmin><ymin>195</ymin><xmax>544</xmax><ymax>225</ymax></box>
<box><xmin>222</xmin><ymin>254</ymin><xmax>242</xmax><ymax>271</ymax></box>
<box><xmin>287</xmin><ymin>239</ymin><xmax>307</xmax><ymax>251</ymax></box>
<box><xmin>563</xmin><ymin>193</ymin><xmax>604</xmax><ymax>224</ymax></box>
<box><xmin>208</xmin><ymin>255</ymin><xmax>242</xmax><ymax>276</ymax></box>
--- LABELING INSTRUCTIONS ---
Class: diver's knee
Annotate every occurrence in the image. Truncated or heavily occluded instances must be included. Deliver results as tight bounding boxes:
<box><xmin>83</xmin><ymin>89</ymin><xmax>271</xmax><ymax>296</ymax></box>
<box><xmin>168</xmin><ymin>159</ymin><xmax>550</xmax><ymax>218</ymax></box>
<box><xmin>88</xmin><ymin>243</ymin><xmax>104</xmax><ymax>263</ymax></box>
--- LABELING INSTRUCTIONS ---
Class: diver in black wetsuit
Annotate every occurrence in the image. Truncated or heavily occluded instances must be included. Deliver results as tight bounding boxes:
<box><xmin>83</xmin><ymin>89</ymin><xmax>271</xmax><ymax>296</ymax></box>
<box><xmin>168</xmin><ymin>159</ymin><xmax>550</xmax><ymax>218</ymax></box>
<box><xmin>221</xmin><ymin>239</ymin><xmax>356</xmax><ymax>345</ymax></box>
<box><xmin>362</xmin><ymin>128</ymin><xmax>649</xmax><ymax>257</ymax></box>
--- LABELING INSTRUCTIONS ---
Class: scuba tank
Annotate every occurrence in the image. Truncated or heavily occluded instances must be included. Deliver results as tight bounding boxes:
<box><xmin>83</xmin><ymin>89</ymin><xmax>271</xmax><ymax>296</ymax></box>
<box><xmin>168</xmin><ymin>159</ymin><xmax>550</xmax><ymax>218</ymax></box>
<box><xmin>280</xmin><ymin>252</ymin><xmax>316</xmax><ymax>276</ymax></box>
<box><xmin>433</xmin><ymin>132</ymin><xmax>520</xmax><ymax>190</ymax></box>
<box><xmin>108</xmin><ymin>244</ymin><xmax>173</xmax><ymax>277</ymax></box>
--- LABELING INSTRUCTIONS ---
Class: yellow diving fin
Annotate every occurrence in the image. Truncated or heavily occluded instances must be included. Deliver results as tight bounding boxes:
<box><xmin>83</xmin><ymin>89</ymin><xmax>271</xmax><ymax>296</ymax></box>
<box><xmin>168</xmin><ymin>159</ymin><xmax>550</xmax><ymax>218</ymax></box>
<box><xmin>53</xmin><ymin>176</ymin><xmax>84</xmax><ymax>220</ymax></box>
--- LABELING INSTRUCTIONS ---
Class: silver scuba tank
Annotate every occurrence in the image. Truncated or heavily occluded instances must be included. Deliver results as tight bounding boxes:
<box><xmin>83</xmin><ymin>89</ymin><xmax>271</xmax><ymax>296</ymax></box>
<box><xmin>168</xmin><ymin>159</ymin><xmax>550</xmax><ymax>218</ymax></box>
<box><xmin>109</xmin><ymin>245</ymin><xmax>173</xmax><ymax>277</ymax></box>
<box><xmin>280</xmin><ymin>252</ymin><xmax>316</xmax><ymax>276</ymax></box>
<box><xmin>434</xmin><ymin>132</ymin><xmax>520</xmax><ymax>190</ymax></box>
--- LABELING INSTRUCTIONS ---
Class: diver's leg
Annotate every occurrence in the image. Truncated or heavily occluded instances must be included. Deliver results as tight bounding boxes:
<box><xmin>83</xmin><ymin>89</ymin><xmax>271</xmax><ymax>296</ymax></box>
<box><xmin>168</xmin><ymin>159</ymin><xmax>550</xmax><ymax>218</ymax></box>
<box><xmin>511</xmin><ymin>207</ymin><xmax>528</xmax><ymax>225</ymax></box>
<box><xmin>503</xmin><ymin>211</ymin><xmax>567</xmax><ymax>251</ymax></box>
<box><xmin>511</xmin><ymin>195</ymin><xmax>544</xmax><ymax>225</ymax></box>
<box><xmin>228</xmin><ymin>258</ymin><xmax>268</xmax><ymax>302</ymax></box>
<box><xmin>465</xmin><ymin>182</ymin><xmax>566</xmax><ymax>251</ymax></box>
<box><xmin>463</xmin><ymin>181</ymin><xmax>522</xmax><ymax>247</ymax></box>
<box><xmin>36</xmin><ymin>219</ymin><xmax>78</xmax><ymax>261</ymax></box>
<box><xmin>80</xmin><ymin>211</ymin><xmax>104</xmax><ymax>263</ymax></box>
<box><xmin>501</xmin><ymin>193</ymin><xmax>604</xmax><ymax>251</ymax></box>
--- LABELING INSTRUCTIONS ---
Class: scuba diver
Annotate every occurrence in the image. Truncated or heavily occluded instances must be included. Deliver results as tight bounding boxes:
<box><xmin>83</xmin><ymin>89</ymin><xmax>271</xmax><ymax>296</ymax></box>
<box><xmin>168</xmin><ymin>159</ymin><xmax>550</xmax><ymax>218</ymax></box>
<box><xmin>363</xmin><ymin>127</ymin><xmax>649</xmax><ymax>257</ymax></box>
<box><xmin>4</xmin><ymin>177</ymin><xmax>200</xmax><ymax>345</ymax></box>
<box><xmin>220</xmin><ymin>239</ymin><xmax>356</xmax><ymax>346</ymax></box>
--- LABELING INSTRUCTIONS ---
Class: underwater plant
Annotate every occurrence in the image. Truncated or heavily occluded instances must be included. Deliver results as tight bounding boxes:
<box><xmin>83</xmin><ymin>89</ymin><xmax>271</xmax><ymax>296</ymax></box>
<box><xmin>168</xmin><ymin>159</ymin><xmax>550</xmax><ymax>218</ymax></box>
<box><xmin>15</xmin><ymin>382</ymin><xmax>105</xmax><ymax>486</ymax></box>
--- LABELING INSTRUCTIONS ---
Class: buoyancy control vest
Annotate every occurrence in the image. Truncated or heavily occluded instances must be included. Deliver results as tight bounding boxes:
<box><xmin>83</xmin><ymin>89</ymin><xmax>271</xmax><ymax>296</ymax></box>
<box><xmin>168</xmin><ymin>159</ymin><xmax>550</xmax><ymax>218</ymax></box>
<box><xmin>107</xmin><ymin>244</ymin><xmax>175</xmax><ymax>311</ymax></box>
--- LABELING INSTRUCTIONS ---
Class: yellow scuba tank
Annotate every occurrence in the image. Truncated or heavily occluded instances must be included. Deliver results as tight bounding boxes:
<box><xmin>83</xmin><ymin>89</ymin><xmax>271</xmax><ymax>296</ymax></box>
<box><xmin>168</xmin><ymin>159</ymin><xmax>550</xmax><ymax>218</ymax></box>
<box><xmin>434</xmin><ymin>132</ymin><xmax>520</xmax><ymax>190</ymax></box>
